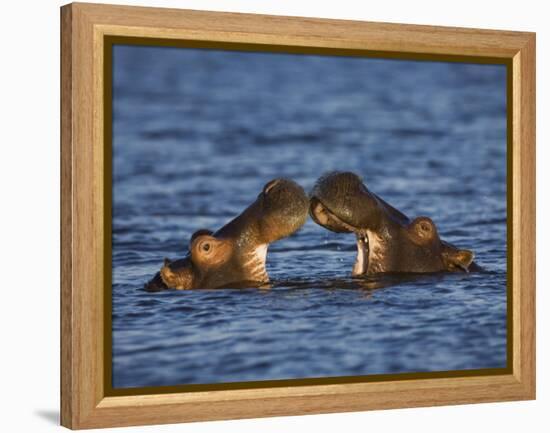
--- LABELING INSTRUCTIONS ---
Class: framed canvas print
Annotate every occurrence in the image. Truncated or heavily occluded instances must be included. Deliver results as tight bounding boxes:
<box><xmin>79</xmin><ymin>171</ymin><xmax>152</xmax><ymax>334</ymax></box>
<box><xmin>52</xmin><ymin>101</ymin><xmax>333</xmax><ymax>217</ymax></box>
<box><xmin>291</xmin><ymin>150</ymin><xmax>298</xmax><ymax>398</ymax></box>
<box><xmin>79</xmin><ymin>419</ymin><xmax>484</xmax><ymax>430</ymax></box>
<box><xmin>60</xmin><ymin>2</ymin><xmax>536</xmax><ymax>429</ymax></box>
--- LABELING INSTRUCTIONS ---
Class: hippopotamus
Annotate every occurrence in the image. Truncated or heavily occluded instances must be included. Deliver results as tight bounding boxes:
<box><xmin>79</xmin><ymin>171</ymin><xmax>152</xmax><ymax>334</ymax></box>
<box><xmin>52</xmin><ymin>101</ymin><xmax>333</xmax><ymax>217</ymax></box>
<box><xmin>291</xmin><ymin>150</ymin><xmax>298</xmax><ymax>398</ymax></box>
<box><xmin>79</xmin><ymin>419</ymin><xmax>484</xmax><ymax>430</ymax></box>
<box><xmin>309</xmin><ymin>172</ymin><xmax>479</xmax><ymax>276</ymax></box>
<box><xmin>145</xmin><ymin>178</ymin><xmax>309</xmax><ymax>291</ymax></box>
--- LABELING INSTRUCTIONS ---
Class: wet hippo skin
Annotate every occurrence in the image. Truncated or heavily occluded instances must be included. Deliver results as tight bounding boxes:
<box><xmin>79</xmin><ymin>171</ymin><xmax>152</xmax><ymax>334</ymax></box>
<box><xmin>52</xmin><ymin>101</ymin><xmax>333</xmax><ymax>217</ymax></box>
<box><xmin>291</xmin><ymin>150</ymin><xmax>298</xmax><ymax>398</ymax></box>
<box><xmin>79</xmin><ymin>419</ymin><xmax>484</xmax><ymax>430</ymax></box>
<box><xmin>145</xmin><ymin>178</ymin><xmax>309</xmax><ymax>291</ymax></box>
<box><xmin>310</xmin><ymin>171</ymin><xmax>479</xmax><ymax>276</ymax></box>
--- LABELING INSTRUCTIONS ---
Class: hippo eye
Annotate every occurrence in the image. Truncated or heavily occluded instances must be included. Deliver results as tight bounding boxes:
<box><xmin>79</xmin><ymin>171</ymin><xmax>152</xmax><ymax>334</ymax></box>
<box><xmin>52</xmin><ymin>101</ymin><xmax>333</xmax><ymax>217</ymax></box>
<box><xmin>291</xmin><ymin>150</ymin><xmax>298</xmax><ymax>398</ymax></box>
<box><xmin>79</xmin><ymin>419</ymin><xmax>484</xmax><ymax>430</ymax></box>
<box><xmin>410</xmin><ymin>218</ymin><xmax>436</xmax><ymax>242</ymax></box>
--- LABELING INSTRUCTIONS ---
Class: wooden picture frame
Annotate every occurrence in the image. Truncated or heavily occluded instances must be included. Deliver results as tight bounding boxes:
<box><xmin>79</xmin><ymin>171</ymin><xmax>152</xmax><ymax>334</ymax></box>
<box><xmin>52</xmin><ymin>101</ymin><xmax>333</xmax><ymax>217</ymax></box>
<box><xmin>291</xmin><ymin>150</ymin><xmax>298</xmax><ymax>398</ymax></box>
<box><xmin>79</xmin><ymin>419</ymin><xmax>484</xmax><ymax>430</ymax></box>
<box><xmin>60</xmin><ymin>2</ymin><xmax>535</xmax><ymax>429</ymax></box>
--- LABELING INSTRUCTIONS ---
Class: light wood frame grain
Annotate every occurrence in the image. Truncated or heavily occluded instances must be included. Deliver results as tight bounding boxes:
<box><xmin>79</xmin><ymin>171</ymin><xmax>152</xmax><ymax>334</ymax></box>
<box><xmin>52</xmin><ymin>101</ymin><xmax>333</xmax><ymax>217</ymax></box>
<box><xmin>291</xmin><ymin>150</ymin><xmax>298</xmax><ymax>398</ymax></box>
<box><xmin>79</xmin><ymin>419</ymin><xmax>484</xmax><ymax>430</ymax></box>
<box><xmin>60</xmin><ymin>2</ymin><xmax>535</xmax><ymax>429</ymax></box>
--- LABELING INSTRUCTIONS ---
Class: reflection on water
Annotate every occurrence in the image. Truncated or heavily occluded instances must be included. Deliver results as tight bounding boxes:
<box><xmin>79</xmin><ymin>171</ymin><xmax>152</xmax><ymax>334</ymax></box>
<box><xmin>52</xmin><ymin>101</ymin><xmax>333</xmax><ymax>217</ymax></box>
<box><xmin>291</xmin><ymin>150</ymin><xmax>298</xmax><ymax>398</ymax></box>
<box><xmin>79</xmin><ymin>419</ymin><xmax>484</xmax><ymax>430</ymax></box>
<box><xmin>112</xmin><ymin>46</ymin><xmax>507</xmax><ymax>388</ymax></box>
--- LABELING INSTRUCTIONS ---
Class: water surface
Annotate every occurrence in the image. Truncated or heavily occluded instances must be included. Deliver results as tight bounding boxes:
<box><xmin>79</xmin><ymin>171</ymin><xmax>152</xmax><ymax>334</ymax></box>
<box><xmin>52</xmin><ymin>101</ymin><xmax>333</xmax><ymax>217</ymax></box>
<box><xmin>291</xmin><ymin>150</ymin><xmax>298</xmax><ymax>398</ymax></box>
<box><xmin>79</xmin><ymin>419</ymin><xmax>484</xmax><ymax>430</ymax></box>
<box><xmin>112</xmin><ymin>46</ymin><xmax>507</xmax><ymax>388</ymax></box>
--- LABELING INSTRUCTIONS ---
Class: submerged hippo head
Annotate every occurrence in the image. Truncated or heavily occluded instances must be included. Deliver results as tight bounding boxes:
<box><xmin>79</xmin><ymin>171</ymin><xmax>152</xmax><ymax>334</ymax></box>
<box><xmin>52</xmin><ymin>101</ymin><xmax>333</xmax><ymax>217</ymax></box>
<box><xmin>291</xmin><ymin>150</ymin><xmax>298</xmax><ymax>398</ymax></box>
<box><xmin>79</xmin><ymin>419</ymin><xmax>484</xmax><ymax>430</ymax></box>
<box><xmin>310</xmin><ymin>172</ymin><xmax>476</xmax><ymax>276</ymax></box>
<box><xmin>145</xmin><ymin>178</ymin><xmax>309</xmax><ymax>291</ymax></box>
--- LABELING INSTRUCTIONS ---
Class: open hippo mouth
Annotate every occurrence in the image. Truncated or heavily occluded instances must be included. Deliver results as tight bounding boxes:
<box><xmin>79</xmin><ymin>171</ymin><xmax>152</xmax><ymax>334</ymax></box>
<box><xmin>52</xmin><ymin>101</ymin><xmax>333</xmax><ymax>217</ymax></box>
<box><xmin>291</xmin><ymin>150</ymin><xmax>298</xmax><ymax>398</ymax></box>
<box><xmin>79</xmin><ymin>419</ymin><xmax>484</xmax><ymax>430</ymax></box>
<box><xmin>310</xmin><ymin>172</ymin><xmax>476</xmax><ymax>276</ymax></box>
<box><xmin>310</xmin><ymin>197</ymin><xmax>374</xmax><ymax>276</ymax></box>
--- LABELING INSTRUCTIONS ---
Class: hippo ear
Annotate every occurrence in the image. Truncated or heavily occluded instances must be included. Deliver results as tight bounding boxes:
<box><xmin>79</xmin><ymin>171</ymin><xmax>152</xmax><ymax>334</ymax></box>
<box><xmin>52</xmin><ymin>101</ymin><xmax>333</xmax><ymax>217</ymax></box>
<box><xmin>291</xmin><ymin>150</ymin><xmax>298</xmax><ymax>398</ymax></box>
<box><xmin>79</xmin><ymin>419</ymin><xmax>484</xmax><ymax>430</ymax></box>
<box><xmin>190</xmin><ymin>234</ymin><xmax>232</xmax><ymax>267</ymax></box>
<box><xmin>445</xmin><ymin>249</ymin><xmax>475</xmax><ymax>272</ymax></box>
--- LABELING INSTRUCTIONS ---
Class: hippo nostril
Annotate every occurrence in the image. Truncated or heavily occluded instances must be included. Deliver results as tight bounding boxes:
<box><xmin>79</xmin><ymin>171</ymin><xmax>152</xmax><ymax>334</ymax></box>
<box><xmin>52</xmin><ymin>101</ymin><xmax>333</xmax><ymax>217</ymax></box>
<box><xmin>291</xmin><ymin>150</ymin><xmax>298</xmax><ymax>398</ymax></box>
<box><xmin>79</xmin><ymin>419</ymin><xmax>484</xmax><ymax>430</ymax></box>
<box><xmin>263</xmin><ymin>179</ymin><xmax>281</xmax><ymax>195</ymax></box>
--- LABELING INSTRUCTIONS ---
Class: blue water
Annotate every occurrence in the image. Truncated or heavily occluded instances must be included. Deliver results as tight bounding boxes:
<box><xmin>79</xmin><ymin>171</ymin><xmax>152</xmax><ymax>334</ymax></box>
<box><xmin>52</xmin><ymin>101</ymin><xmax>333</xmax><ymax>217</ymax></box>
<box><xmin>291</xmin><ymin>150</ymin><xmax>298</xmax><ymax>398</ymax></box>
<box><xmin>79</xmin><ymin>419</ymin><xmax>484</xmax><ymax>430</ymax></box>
<box><xmin>111</xmin><ymin>45</ymin><xmax>508</xmax><ymax>388</ymax></box>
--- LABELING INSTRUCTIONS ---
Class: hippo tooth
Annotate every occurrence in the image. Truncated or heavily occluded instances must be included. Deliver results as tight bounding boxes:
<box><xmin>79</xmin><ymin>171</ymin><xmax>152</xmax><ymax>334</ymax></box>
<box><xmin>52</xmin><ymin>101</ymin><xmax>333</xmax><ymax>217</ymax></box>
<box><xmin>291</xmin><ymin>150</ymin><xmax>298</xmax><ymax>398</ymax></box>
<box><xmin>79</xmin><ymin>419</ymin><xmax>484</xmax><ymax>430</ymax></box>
<box><xmin>353</xmin><ymin>233</ymin><xmax>370</xmax><ymax>276</ymax></box>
